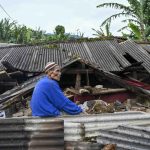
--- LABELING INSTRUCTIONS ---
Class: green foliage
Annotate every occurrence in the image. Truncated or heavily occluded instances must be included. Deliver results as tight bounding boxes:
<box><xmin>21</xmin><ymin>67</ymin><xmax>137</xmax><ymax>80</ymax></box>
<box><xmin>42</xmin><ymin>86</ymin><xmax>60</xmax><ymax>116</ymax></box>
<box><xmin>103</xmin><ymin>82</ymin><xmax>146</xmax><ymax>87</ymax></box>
<box><xmin>0</xmin><ymin>18</ymin><xmax>85</xmax><ymax>44</ymax></box>
<box><xmin>54</xmin><ymin>25</ymin><xmax>65</xmax><ymax>35</ymax></box>
<box><xmin>42</xmin><ymin>44</ymin><xmax>59</xmax><ymax>49</ymax></box>
<box><xmin>97</xmin><ymin>3</ymin><xmax>132</xmax><ymax>12</ymax></box>
<box><xmin>0</xmin><ymin>18</ymin><xmax>16</xmax><ymax>42</ymax></box>
<box><xmin>92</xmin><ymin>28</ymin><xmax>105</xmax><ymax>37</ymax></box>
<box><xmin>97</xmin><ymin>0</ymin><xmax>150</xmax><ymax>41</ymax></box>
<box><xmin>92</xmin><ymin>23</ymin><xmax>112</xmax><ymax>37</ymax></box>
<box><xmin>144</xmin><ymin>26</ymin><xmax>150</xmax><ymax>37</ymax></box>
<box><xmin>128</xmin><ymin>22</ymin><xmax>141</xmax><ymax>39</ymax></box>
<box><xmin>0</xmin><ymin>18</ymin><xmax>49</xmax><ymax>44</ymax></box>
<box><xmin>52</xmin><ymin>25</ymin><xmax>70</xmax><ymax>41</ymax></box>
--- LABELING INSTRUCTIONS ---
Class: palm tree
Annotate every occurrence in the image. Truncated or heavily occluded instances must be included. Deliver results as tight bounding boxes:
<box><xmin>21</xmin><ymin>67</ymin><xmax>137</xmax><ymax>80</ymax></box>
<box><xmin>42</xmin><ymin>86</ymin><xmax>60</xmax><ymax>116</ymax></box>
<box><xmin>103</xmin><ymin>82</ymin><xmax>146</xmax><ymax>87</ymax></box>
<box><xmin>97</xmin><ymin>0</ymin><xmax>150</xmax><ymax>41</ymax></box>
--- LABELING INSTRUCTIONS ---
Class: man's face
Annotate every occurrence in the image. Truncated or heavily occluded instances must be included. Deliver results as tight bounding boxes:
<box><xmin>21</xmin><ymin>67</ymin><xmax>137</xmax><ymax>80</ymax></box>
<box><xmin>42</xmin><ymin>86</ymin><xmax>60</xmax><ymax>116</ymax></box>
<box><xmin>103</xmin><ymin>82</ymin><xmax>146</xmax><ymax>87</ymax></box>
<box><xmin>48</xmin><ymin>66</ymin><xmax>61</xmax><ymax>81</ymax></box>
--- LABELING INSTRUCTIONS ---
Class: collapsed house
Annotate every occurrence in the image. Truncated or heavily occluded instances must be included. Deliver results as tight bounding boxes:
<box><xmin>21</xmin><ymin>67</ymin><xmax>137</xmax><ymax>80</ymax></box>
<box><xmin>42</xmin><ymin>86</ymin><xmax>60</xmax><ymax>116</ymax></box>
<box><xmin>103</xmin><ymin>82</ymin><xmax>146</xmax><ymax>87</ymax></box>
<box><xmin>0</xmin><ymin>39</ymin><xmax>149</xmax><ymax>115</ymax></box>
<box><xmin>0</xmin><ymin>57</ymin><xmax>150</xmax><ymax>117</ymax></box>
<box><xmin>0</xmin><ymin>39</ymin><xmax>150</xmax><ymax>149</ymax></box>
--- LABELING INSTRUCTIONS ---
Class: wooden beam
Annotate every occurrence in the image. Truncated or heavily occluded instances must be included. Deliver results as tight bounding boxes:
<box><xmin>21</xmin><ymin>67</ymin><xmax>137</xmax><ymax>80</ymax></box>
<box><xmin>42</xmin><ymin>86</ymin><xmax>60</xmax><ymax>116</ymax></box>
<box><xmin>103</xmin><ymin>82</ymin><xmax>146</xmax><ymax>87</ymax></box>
<box><xmin>97</xmin><ymin>71</ymin><xmax>150</xmax><ymax>96</ymax></box>
<box><xmin>75</xmin><ymin>73</ymin><xmax>81</xmax><ymax>89</ymax></box>
<box><xmin>64</xmin><ymin>69</ymin><xmax>94</xmax><ymax>74</ymax></box>
<box><xmin>0</xmin><ymin>82</ymin><xmax>17</xmax><ymax>86</ymax></box>
<box><xmin>86</xmin><ymin>70</ymin><xmax>89</xmax><ymax>86</ymax></box>
<box><xmin>0</xmin><ymin>90</ymin><xmax>32</xmax><ymax>109</ymax></box>
<box><xmin>133</xmin><ymin>71</ymin><xmax>137</xmax><ymax>79</ymax></box>
<box><xmin>92</xmin><ymin>88</ymin><xmax>127</xmax><ymax>95</ymax></box>
<box><xmin>8</xmin><ymin>71</ymin><xmax>23</xmax><ymax>77</ymax></box>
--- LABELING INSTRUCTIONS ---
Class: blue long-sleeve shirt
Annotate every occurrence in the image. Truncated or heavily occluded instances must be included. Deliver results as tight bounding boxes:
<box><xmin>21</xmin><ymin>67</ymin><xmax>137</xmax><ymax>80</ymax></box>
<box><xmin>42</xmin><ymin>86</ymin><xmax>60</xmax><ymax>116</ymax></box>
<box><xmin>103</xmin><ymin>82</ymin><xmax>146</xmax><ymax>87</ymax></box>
<box><xmin>30</xmin><ymin>76</ymin><xmax>82</xmax><ymax>117</ymax></box>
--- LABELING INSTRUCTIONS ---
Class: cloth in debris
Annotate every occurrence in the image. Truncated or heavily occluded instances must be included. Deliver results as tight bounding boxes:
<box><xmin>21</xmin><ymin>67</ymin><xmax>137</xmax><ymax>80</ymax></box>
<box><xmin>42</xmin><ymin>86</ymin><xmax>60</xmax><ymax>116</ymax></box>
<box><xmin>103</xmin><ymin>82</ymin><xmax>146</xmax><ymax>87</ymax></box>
<box><xmin>30</xmin><ymin>76</ymin><xmax>82</xmax><ymax>117</ymax></box>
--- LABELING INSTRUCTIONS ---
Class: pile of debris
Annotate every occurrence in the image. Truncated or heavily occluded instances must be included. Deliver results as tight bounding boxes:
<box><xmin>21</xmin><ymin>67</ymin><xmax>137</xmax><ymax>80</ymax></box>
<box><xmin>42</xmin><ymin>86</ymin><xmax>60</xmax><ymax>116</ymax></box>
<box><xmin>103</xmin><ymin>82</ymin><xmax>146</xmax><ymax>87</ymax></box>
<box><xmin>0</xmin><ymin>57</ymin><xmax>150</xmax><ymax>118</ymax></box>
<box><xmin>0</xmin><ymin>40</ymin><xmax>150</xmax><ymax>117</ymax></box>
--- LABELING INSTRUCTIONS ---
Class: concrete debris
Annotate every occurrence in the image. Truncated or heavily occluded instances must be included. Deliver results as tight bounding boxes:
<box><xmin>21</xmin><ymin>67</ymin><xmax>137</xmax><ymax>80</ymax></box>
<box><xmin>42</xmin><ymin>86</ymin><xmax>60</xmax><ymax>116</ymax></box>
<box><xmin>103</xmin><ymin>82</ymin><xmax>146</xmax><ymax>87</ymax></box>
<box><xmin>95</xmin><ymin>85</ymin><xmax>103</xmax><ymax>89</ymax></box>
<box><xmin>12</xmin><ymin>108</ymin><xmax>31</xmax><ymax>117</ymax></box>
<box><xmin>79</xmin><ymin>88</ymin><xmax>90</xmax><ymax>94</ymax></box>
<box><xmin>65</xmin><ymin>88</ymin><xmax>79</xmax><ymax>95</ymax></box>
<box><xmin>81</xmin><ymin>100</ymin><xmax>115</xmax><ymax>114</ymax></box>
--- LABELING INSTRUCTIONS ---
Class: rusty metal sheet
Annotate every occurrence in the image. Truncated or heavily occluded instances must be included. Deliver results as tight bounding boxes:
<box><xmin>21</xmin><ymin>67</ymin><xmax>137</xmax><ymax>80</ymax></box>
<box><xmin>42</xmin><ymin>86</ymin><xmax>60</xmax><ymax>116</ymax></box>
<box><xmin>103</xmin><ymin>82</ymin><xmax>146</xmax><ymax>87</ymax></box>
<box><xmin>0</xmin><ymin>118</ymin><xmax>64</xmax><ymax>150</ymax></box>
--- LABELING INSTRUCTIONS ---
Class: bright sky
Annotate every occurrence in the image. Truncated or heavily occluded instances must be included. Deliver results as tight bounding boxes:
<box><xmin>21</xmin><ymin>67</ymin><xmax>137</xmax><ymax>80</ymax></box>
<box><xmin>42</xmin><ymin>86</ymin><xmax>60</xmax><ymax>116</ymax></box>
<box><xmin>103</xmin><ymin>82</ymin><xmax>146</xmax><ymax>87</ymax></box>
<box><xmin>0</xmin><ymin>0</ymin><xmax>129</xmax><ymax>37</ymax></box>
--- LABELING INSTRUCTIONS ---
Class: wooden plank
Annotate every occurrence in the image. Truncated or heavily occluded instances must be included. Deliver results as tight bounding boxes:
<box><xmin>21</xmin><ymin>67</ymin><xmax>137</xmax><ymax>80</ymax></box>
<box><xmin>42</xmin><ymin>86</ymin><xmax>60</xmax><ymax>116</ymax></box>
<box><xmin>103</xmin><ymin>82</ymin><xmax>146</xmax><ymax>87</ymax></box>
<box><xmin>0</xmin><ymin>82</ymin><xmax>17</xmax><ymax>86</ymax></box>
<box><xmin>75</xmin><ymin>73</ymin><xmax>81</xmax><ymax>89</ymax></box>
<box><xmin>0</xmin><ymin>75</ymin><xmax>43</xmax><ymax>104</ymax></box>
<box><xmin>92</xmin><ymin>88</ymin><xmax>127</xmax><ymax>95</ymax></box>
<box><xmin>86</xmin><ymin>70</ymin><xmax>89</xmax><ymax>86</ymax></box>
<box><xmin>65</xmin><ymin>88</ymin><xmax>79</xmax><ymax>95</ymax></box>
<box><xmin>8</xmin><ymin>71</ymin><xmax>23</xmax><ymax>77</ymax></box>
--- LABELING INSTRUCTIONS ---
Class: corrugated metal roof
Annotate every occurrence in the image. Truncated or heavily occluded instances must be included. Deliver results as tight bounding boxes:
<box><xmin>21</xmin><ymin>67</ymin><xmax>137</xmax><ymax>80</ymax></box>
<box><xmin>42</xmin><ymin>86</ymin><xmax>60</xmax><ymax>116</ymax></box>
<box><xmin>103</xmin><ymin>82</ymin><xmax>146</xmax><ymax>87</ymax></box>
<box><xmin>0</xmin><ymin>47</ymin><xmax>14</xmax><ymax>70</ymax></box>
<box><xmin>0</xmin><ymin>118</ymin><xmax>64</xmax><ymax>150</ymax></box>
<box><xmin>0</xmin><ymin>40</ymin><xmax>134</xmax><ymax>72</ymax></box>
<box><xmin>0</xmin><ymin>40</ymin><xmax>149</xmax><ymax>73</ymax></box>
<box><xmin>60</xmin><ymin>42</ymin><xmax>93</xmax><ymax>63</ymax></box>
<box><xmin>106</xmin><ymin>40</ymin><xmax>131</xmax><ymax>66</ymax></box>
<box><xmin>120</xmin><ymin>40</ymin><xmax>150</xmax><ymax>73</ymax></box>
<box><xmin>64</xmin><ymin>122</ymin><xmax>84</xmax><ymax>141</ymax></box>
<box><xmin>62</xmin><ymin>112</ymin><xmax>150</xmax><ymax>138</ymax></box>
<box><xmin>86</xmin><ymin>41</ymin><xmax>130</xmax><ymax>71</ymax></box>
<box><xmin>139</xmin><ymin>44</ymin><xmax>150</xmax><ymax>53</ymax></box>
<box><xmin>3</xmin><ymin>45</ymin><xmax>62</xmax><ymax>72</ymax></box>
<box><xmin>97</xmin><ymin>125</ymin><xmax>150</xmax><ymax>150</ymax></box>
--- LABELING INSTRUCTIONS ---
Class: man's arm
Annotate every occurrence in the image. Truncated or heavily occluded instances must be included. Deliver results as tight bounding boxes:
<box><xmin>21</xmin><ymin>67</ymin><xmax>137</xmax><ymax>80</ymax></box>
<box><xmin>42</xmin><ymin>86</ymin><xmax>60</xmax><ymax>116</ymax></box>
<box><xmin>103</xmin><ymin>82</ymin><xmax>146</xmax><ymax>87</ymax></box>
<box><xmin>61</xmin><ymin>99</ymin><xmax>82</xmax><ymax>115</ymax></box>
<box><xmin>44</xmin><ymin>80</ymin><xmax>82</xmax><ymax>115</ymax></box>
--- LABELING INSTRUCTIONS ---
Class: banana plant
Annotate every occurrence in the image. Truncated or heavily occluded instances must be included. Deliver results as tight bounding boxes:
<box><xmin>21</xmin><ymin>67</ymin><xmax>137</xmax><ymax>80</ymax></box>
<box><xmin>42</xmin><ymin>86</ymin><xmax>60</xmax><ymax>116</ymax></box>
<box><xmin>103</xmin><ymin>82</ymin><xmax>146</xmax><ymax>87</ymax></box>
<box><xmin>92</xmin><ymin>22</ymin><xmax>112</xmax><ymax>37</ymax></box>
<box><xmin>97</xmin><ymin>0</ymin><xmax>150</xmax><ymax>41</ymax></box>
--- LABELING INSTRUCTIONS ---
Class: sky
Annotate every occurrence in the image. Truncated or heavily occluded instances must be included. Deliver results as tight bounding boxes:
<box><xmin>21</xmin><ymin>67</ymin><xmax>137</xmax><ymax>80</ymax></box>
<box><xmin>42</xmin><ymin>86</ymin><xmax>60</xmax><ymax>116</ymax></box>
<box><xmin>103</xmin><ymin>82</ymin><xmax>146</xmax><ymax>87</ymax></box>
<box><xmin>0</xmin><ymin>0</ymin><xmax>129</xmax><ymax>37</ymax></box>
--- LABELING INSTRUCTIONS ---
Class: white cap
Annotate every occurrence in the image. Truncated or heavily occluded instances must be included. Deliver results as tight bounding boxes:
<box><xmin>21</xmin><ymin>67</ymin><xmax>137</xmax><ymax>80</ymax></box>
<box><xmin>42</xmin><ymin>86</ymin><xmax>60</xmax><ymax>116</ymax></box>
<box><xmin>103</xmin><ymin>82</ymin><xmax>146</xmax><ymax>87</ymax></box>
<box><xmin>44</xmin><ymin>62</ymin><xmax>58</xmax><ymax>72</ymax></box>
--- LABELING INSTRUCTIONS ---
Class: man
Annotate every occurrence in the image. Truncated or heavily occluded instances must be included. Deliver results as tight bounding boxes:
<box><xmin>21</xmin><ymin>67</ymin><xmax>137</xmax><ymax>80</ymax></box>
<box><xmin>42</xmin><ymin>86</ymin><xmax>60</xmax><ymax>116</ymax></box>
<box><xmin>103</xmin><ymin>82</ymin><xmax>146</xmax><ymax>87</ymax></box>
<box><xmin>30</xmin><ymin>62</ymin><xmax>82</xmax><ymax>117</ymax></box>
